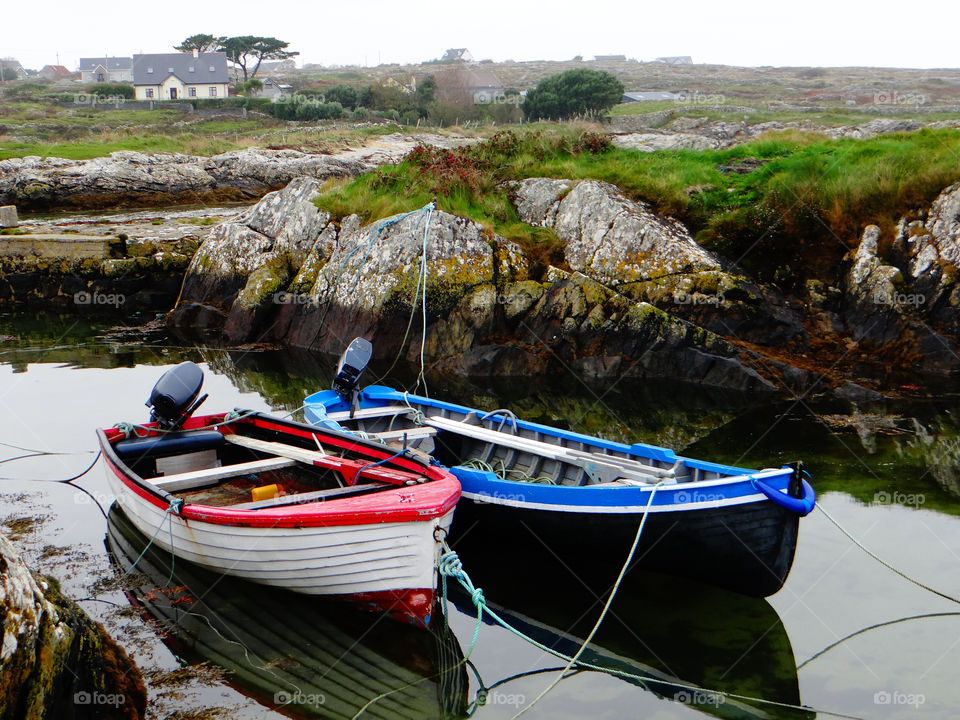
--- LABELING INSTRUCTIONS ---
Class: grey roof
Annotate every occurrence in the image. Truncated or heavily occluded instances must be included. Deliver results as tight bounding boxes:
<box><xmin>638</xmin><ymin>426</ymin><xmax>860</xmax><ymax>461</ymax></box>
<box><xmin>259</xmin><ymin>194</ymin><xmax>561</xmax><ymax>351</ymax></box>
<box><xmin>132</xmin><ymin>52</ymin><xmax>228</xmax><ymax>85</ymax></box>
<box><xmin>79</xmin><ymin>57</ymin><xmax>132</xmax><ymax>71</ymax></box>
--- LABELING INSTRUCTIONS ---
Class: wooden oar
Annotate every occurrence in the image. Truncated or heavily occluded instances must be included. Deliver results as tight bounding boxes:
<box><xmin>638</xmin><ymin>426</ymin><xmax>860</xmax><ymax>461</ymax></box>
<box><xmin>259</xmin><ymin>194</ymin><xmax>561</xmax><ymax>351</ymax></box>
<box><xmin>223</xmin><ymin>433</ymin><xmax>422</xmax><ymax>486</ymax></box>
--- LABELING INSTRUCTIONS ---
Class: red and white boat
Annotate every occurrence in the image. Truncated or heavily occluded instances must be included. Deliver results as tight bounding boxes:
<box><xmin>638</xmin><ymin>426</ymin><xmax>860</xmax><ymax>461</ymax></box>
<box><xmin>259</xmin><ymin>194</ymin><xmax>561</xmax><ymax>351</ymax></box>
<box><xmin>96</xmin><ymin>361</ymin><xmax>460</xmax><ymax>627</ymax></box>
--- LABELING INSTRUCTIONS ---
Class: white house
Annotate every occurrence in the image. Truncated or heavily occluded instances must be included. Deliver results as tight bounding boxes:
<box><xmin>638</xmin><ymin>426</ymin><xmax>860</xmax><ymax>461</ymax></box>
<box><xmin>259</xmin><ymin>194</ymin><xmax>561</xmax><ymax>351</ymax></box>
<box><xmin>79</xmin><ymin>57</ymin><xmax>133</xmax><ymax>83</ymax></box>
<box><xmin>253</xmin><ymin>77</ymin><xmax>292</xmax><ymax>101</ymax></box>
<box><xmin>132</xmin><ymin>51</ymin><xmax>229</xmax><ymax>101</ymax></box>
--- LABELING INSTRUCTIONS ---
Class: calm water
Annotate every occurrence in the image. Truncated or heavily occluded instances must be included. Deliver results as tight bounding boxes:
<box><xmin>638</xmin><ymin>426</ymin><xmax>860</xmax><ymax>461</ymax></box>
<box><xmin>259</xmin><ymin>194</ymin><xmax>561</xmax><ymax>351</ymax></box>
<box><xmin>1</xmin><ymin>311</ymin><xmax>958</xmax><ymax>719</ymax></box>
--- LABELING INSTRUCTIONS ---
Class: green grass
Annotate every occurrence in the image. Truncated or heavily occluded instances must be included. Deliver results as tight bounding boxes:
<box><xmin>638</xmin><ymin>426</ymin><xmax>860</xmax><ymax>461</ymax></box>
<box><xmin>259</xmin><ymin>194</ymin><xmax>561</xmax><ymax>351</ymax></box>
<box><xmin>313</xmin><ymin>125</ymin><xmax>960</xmax><ymax>284</ymax></box>
<box><xmin>0</xmin><ymin>134</ymin><xmax>244</xmax><ymax>160</ymax></box>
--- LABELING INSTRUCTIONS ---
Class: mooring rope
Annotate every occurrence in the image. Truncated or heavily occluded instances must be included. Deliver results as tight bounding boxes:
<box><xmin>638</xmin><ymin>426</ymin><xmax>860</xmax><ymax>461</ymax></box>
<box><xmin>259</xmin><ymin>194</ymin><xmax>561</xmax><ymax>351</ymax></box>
<box><xmin>817</xmin><ymin>502</ymin><xmax>960</xmax><ymax>606</ymax></box>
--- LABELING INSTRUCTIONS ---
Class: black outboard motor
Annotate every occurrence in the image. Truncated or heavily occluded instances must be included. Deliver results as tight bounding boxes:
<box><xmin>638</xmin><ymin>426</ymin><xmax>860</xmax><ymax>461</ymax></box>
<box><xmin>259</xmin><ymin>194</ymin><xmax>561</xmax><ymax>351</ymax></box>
<box><xmin>147</xmin><ymin>361</ymin><xmax>207</xmax><ymax>430</ymax></box>
<box><xmin>333</xmin><ymin>337</ymin><xmax>373</xmax><ymax>404</ymax></box>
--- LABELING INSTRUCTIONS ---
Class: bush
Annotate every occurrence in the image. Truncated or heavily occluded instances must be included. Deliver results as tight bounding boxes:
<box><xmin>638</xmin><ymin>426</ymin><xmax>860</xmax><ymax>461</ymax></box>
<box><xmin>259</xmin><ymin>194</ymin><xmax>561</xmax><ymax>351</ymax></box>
<box><xmin>324</xmin><ymin>84</ymin><xmax>358</xmax><ymax>110</ymax></box>
<box><xmin>523</xmin><ymin>69</ymin><xmax>623</xmax><ymax>121</ymax></box>
<box><xmin>351</xmin><ymin>106</ymin><xmax>370</xmax><ymax>121</ymax></box>
<box><xmin>88</xmin><ymin>83</ymin><xmax>134</xmax><ymax>99</ymax></box>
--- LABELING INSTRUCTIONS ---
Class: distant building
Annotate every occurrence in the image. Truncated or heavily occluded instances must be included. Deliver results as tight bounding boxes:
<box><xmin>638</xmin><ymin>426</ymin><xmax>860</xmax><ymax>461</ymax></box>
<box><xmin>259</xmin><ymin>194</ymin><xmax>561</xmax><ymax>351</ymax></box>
<box><xmin>433</xmin><ymin>67</ymin><xmax>503</xmax><ymax>104</ymax></box>
<box><xmin>0</xmin><ymin>58</ymin><xmax>26</xmax><ymax>81</ymax></box>
<box><xmin>132</xmin><ymin>51</ymin><xmax>229</xmax><ymax>101</ymax></box>
<box><xmin>622</xmin><ymin>91</ymin><xmax>682</xmax><ymax>102</ymax></box>
<box><xmin>440</xmin><ymin>48</ymin><xmax>473</xmax><ymax>63</ymax></box>
<box><xmin>38</xmin><ymin>65</ymin><xmax>73</xmax><ymax>80</ymax></box>
<box><xmin>256</xmin><ymin>59</ymin><xmax>297</xmax><ymax>75</ymax></box>
<box><xmin>594</xmin><ymin>54</ymin><xmax>627</xmax><ymax>62</ymax></box>
<box><xmin>79</xmin><ymin>57</ymin><xmax>133</xmax><ymax>84</ymax></box>
<box><xmin>654</xmin><ymin>56</ymin><xmax>693</xmax><ymax>65</ymax></box>
<box><xmin>253</xmin><ymin>77</ymin><xmax>292</xmax><ymax>101</ymax></box>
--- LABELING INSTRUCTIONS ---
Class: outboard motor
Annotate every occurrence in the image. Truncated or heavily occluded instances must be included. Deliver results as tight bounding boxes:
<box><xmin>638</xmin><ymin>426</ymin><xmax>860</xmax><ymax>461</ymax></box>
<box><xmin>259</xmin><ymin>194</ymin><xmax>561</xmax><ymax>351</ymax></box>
<box><xmin>147</xmin><ymin>361</ymin><xmax>207</xmax><ymax>430</ymax></box>
<box><xmin>333</xmin><ymin>337</ymin><xmax>373</xmax><ymax>404</ymax></box>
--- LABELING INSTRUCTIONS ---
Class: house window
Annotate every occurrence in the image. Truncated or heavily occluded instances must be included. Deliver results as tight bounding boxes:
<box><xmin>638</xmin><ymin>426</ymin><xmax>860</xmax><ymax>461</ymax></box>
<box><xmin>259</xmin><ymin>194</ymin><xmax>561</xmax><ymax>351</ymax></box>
<box><xmin>209</xmin><ymin>86</ymin><xmax>217</xmax><ymax>97</ymax></box>
<box><xmin>188</xmin><ymin>87</ymin><xmax>196</xmax><ymax>97</ymax></box>
<box><xmin>147</xmin><ymin>67</ymin><xmax>153</xmax><ymax>73</ymax></box>
<box><xmin>189</xmin><ymin>66</ymin><xmax>195</xmax><ymax>73</ymax></box>
<box><xmin>209</xmin><ymin>66</ymin><xmax>215</xmax><ymax>72</ymax></box>
<box><xmin>145</xmin><ymin>88</ymin><xmax>154</xmax><ymax>98</ymax></box>
<box><xmin>96</xmin><ymin>72</ymin><xmax>104</xmax><ymax>82</ymax></box>
<box><xmin>168</xmin><ymin>67</ymin><xmax>174</xmax><ymax>73</ymax></box>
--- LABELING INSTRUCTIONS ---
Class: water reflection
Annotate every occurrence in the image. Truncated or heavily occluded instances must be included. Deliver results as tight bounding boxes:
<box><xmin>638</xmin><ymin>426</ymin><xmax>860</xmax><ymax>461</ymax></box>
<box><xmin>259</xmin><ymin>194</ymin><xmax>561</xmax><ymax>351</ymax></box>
<box><xmin>106</xmin><ymin>504</ymin><xmax>468</xmax><ymax>719</ymax></box>
<box><xmin>448</xmin><ymin>548</ymin><xmax>813</xmax><ymax>720</ymax></box>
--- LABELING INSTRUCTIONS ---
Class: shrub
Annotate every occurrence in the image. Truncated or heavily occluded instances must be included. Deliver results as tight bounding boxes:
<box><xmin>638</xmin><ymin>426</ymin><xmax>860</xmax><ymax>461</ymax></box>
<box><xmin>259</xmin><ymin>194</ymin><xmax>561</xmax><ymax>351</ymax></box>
<box><xmin>88</xmin><ymin>83</ymin><xmax>134</xmax><ymax>99</ymax></box>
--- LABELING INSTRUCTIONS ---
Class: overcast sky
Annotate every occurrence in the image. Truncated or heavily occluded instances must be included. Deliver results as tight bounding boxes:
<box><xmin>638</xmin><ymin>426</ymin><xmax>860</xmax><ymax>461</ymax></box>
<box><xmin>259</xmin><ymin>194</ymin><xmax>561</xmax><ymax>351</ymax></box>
<box><xmin>5</xmin><ymin>0</ymin><xmax>959</xmax><ymax>71</ymax></box>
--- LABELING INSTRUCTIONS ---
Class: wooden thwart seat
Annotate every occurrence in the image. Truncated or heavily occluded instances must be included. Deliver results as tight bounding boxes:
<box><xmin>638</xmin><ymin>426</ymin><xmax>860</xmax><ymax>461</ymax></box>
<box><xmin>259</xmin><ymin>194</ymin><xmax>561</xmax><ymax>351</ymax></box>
<box><xmin>368</xmin><ymin>426</ymin><xmax>438</xmax><ymax>442</ymax></box>
<box><xmin>423</xmin><ymin>415</ymin><xmax>678</xmax><ymax>483</ymax></box>
<box><xmin>324</xmin><ymin>405</ymin><xmax>416</xmax><ymax>422</ymax></box>
<box><xmin>149</xmin><ymin>456</ymin><xmax>296</xmax><ymax>492</ymax></box>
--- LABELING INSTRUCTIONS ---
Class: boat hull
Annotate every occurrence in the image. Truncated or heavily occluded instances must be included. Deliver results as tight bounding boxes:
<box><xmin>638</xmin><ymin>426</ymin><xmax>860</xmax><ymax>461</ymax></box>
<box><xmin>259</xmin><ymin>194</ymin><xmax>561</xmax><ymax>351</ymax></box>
<box><xmin>450</xmin><ymin>491</ymin><xmax>798</xmax><ymax>597</ymax></box>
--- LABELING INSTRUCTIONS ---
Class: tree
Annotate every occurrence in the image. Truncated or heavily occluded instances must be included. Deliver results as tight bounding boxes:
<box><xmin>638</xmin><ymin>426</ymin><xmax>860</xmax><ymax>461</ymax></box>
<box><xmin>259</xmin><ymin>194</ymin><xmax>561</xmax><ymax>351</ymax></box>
<box><xmin>175</xmin><ymin>34</ymin><xmax>223</xmax><ymax>54</ymax></box>
<box><xmin>414</xmin><ymin>75</ymin><xmax>435</xmax><ymax>117</ymax></box>
<box><xmin>218</xmin><ymin>36</ymin><xmax>298</xmax><ymax>81</ymax></box>
<box><xmin>323</xmin><ymin>84</ymin><xmax>358</xmax><ymax>110</ymax></box>
<box><xmin>239</xmin><ymin>78</ymin><xmax>263</xmax><ymax>95</ymax></box>
<box><xmin>523</xmin><ymin>69</ymin><xmax>624</xmax><ymax>121</ymax></box>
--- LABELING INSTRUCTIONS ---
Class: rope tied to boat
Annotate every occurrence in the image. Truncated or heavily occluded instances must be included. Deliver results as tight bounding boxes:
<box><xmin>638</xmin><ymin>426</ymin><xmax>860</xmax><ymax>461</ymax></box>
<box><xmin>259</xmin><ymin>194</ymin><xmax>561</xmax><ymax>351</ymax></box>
<box><xmin>119</xmin><ymin>499</ymin><xmax>182</xmax><ymax>583</ymax></box>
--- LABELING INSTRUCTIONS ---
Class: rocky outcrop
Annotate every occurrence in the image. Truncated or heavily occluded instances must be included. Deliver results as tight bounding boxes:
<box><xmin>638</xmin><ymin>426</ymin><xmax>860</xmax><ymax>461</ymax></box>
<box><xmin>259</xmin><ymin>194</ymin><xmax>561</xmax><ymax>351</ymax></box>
<box><xmin>431</xmin><ymin>272</ymin><xmax>776</xmax><ymax>391</ymax></box>
<box><xmin>0</xmin><ymin>135</ymin><xmax>464</xmax><ymax>211</ymax></box>
<box><xmin>511</xmin><ymin>178</ymin><xmax>806</xmax><ymax>345</ymax></box>
<box><xmin>843</xmin><ymin>225</ymin><xmax>905</xmax><ymax>343</ymax></box>
<box><xmin>0</xmin><ymin>533</ymin><xmax>146</xmax><ymax>719</ymax></box>
<box><xmin>281</xmin><ymin>208</ymin><xmax>528</xmax><ymax>356</ymax></box>
<box><xmin>611</xmin><ymin>133</ymin><xmax>719</xmax><ymax>152</ymax></box>
<box><xmin>169</xmin><ymin>179</ymin><xmax>774</xmax><ymax>389</ymax></box>
<box><xmin>171</xmin><ymin>178</ymin><xmax>334</xmax><ymax>338</ymax></box>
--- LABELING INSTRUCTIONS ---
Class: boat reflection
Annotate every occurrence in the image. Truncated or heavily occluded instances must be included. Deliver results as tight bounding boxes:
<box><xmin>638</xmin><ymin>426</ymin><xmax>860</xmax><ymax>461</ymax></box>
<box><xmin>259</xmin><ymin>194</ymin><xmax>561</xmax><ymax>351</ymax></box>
<box><xmin>448</xmin><ymin>548</ymin><xmax>815</xmax><ymax>719</ymax></box>
<box><xmin>105</xmin><ymin>504</ymin><xmax>468</xmax><ymax>719</ymax></box>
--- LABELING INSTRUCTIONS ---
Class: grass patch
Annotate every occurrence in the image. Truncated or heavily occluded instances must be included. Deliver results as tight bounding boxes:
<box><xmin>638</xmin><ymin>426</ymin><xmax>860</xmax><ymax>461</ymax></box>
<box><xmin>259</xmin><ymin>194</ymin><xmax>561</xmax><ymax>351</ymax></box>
<box><xmin>314</xmin><ymin>125</ymin><xmax>960</xmax><ymax>286</ymax></box>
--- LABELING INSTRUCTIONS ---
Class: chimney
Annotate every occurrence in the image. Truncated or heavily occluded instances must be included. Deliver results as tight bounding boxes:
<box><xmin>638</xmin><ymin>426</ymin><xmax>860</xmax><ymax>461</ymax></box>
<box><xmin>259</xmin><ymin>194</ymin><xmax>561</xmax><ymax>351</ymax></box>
<box><xmin>192</xmin><ymin>49</ymin><xmax>199</xmax><ymax>59</ymax></box>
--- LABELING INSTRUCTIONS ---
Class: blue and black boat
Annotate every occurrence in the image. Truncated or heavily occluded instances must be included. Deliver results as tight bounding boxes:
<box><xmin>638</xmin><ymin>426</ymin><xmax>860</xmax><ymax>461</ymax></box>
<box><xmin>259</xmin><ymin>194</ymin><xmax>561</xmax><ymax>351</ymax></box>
<box><xmin>305</xmin><ymin>339</ymin><xmax>816</xmax><ymax>598</ymax></box>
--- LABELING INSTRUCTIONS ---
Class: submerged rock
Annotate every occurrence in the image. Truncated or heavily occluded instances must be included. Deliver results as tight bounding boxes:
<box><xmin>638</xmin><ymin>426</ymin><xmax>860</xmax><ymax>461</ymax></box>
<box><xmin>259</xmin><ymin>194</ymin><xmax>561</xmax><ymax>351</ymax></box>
<box><xmin>0</xmin><ymin>533</ymin><xmax>146</xmax><ymax>719</ymax></box>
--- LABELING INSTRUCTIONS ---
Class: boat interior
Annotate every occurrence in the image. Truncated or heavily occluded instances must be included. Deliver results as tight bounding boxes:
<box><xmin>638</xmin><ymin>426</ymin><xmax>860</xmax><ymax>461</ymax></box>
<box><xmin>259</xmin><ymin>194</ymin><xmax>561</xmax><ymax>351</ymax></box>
<box><xmin>109</xmin><ymin>420</ymin><xmax>415</xmax><ymax>510</ymax></box>
<box><xmin>321</xmin><ymin>402</ymin><xmax>726</xmax><ymax>487</ymax></box>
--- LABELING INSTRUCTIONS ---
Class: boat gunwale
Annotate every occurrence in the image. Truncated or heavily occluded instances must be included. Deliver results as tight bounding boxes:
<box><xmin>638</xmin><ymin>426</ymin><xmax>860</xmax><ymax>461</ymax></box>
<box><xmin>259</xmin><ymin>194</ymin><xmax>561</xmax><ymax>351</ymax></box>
<box><xmin>98</xmin><ymin>412</ymin><xmax>460</xmax><ymax>529</ymax></box>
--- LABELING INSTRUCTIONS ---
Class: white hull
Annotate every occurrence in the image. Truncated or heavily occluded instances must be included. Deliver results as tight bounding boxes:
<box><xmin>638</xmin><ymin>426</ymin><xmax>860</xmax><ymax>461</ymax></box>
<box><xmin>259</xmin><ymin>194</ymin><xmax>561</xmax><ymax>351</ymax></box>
<box><xmin>109</xmin><ymin>475</ymin><xmax>453</xmax><ymax>598</ymax></box>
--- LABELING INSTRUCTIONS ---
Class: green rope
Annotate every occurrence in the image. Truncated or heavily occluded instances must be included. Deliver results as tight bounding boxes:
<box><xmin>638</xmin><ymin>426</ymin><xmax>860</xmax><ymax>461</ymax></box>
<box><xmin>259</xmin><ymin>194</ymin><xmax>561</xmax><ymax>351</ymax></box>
<box><xmin>119</xmin><ymin>500</ymin><xmax>182</xmax><ymax>580</ymax></box>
